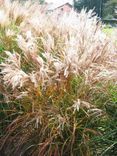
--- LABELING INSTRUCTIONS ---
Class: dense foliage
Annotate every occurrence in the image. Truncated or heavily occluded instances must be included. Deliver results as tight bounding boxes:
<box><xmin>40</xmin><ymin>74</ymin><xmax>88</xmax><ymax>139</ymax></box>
<box><xmin>102</xmin><ymin>0</ymin><xmax>117</xmax><ymax>19</ymax></box>
<box><xmin>0</xmin><ymin>1</ymin><xmax>117</xmax><ymax>156</ymax></box>
<box><xmin>74</xmin><ymin>0</ymin><xmax>117</xmax><ymax>19</ymax></box>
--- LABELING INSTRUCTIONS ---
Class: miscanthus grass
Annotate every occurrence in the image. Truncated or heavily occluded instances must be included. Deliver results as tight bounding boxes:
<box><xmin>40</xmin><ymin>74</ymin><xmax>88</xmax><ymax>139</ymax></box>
<box><xmin>0</xmin><ymin>0</ymin><xmax>117</xmax><ymax>156</ymax></box>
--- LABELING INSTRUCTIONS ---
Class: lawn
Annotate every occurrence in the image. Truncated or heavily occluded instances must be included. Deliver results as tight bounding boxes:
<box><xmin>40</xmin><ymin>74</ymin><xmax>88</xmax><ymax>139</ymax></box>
<box><xmin>103</xmin><ymin>27</ymin><xmax>116</xmax><ymax>35</ymax></box>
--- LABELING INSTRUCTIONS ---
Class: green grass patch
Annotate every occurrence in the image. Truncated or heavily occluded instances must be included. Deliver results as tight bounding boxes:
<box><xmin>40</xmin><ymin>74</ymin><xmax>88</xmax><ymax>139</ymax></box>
<box><xmin>103</xmin><ymin>27</ymin><xmax>116</xmax><ymax>36</ymax></box>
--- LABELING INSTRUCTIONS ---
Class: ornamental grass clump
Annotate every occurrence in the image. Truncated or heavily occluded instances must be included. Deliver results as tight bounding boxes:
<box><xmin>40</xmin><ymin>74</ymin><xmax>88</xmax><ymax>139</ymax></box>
<box><xmin>0</xmin><ymin>0</ymin><xmax>117</xmax><ymax>156</ymax></box>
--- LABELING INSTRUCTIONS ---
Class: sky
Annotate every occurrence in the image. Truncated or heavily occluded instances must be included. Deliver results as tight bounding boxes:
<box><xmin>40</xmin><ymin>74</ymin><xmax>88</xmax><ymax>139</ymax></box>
<box><xmin>46</xmin><ymin>0</ymin><xmax>73</xmax><ymax>5</ymax></box>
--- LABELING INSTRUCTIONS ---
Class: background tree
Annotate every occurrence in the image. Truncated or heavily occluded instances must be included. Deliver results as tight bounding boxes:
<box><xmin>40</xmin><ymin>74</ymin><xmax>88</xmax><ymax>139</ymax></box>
<box><xmin>39</xmin><ymin>0</ymin><xmax>45</xmax><ymax>4</ymax></box>
<box><xmin>74</xmin><ymin>0</ymin><xmax>103</xmax><ymax>17</ymax></box>
<box><xmin>102</xmin><ymin>0</ymin><xmax>117</xmax><ymax>19</ymax></box>
<box><xmin>74</xmin><ymin>0</ymin><xmax>117</xmax><ymax>19</ymax></box>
